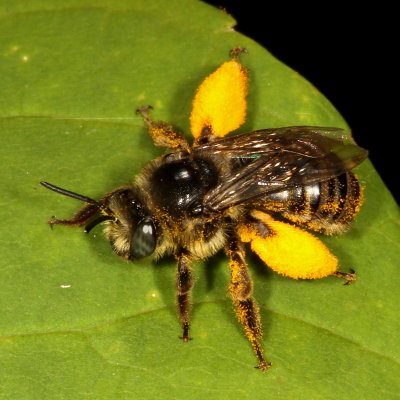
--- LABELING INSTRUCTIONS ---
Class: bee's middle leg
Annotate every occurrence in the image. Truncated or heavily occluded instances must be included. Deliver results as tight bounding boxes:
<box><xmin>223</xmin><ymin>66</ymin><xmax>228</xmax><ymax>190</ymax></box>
<box><xmin>176</xmin><ymin>251</ymin><xmax>194</xmax><ymax>341</ymax></box>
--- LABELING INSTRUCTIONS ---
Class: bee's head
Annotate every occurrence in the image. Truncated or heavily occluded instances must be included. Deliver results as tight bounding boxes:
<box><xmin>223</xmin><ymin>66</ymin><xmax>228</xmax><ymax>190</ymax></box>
<box><xmin>104</xmin><ymin>186</ymin><xmax>158</xmax><ymax>260</ymax></box>
<box><xmin>40</xmin><ymin>182</ymin><xmax>158</xmax><ymax>260</ymax></box>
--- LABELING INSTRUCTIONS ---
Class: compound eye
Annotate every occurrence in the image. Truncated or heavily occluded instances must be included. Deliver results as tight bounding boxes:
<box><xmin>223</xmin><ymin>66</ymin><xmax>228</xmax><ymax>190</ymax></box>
<box><xmin>130</xmin><ymin>217</ymin><xmax>157</xmax><ymax>259</ymax></box>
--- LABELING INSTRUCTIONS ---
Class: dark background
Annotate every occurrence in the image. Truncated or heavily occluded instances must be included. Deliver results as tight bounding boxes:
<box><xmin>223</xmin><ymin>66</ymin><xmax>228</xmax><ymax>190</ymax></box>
<box><xmin>205</xmin><ymin>2</ymin><xmax>397</xmax><ymax>202</ymax></box>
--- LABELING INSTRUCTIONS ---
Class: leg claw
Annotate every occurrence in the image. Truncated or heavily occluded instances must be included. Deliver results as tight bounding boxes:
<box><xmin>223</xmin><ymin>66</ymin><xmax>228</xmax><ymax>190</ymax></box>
<box><xmin>255</xmin><ymin>360</ymin><xmax>271</xmax><ymax>372</ymax></box>
<box><xmin>179</xmin><ymin>335</ymin><xmax>193</xmax><ymax>342</ymax></box>
<box><xmin>333</xmin><ymin>269</ymin><xmax>357</xmax><ymax>285</ymax></box>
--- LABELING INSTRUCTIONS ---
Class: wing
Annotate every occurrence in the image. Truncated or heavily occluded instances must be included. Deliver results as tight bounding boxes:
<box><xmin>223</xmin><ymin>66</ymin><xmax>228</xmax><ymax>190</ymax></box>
<box><xmin>193</xmin><ymin>126</ymin><xmax>368</xmax><ymax>213</ymax></box>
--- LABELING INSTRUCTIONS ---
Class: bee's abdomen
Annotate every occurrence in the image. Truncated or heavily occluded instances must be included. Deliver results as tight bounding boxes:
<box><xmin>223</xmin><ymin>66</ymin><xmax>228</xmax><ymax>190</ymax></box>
<box><xmin>262</xmin><ymin>172</ymin><xmax>363</xmax><ymax>235</ymax></box>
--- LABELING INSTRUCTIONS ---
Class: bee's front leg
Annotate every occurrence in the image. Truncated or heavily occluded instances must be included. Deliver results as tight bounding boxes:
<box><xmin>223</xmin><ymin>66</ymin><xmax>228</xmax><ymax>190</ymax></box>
<box><xmin>225</xmin><ymin>233</ymin><xmax>271</xmax><ymax>371</ymax></box>
<box><xmin>175</xmin><ymin>250</ymin><xmax>194</xmax><ymax>341</ymax></box>
<box><xmin>46</xmin><ymin>203</ymin><xmax>99</xmax><ymax>228</ymax></box>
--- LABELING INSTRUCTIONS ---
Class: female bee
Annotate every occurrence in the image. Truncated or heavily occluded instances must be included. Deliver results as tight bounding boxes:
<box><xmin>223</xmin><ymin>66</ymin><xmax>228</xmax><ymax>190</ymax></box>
<box><xmin>41</xmin><ymin>48</ymin><xmax>367</xmax><ymax>371</ymax></box>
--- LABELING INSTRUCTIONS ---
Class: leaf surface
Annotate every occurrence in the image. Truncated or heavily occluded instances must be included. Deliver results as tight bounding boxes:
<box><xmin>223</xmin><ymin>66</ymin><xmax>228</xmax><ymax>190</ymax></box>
<box><xmin>1</xmin><ymin>1</ymin><xmax>399</xmax><ymax>399</ymax></box>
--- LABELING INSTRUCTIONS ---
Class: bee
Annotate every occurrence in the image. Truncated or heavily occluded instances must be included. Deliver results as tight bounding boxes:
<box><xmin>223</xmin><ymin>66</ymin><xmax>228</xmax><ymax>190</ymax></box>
<box><xmin>40</xmin><ymin>48</ymin><xmax>368</xmax><ymax>371</ymax></box>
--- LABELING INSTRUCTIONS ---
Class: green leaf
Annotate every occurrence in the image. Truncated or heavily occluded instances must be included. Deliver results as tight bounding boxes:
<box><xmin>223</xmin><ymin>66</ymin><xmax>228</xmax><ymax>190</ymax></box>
<box><xmin>1</xmin><ymin>1</ymin><xmax>399</xmax><ymax>399</ymax></box>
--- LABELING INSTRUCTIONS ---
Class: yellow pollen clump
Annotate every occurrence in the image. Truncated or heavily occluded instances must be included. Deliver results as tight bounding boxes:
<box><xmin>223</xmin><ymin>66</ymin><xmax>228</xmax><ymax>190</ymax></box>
<box><xmin>238</xmin><ymin>211</ymin><xmax>338</xmax><ymax>279</ymax></box>
<box><xmin>190</xmin><ymin>59</ymin><xmax>248</xmax><ymax>139</ymax></box>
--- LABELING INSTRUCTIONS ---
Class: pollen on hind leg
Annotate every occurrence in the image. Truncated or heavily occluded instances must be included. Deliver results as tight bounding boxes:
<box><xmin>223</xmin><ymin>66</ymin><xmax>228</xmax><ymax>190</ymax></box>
<box><xmin>239</xmin><ymin>210</ymin><xmax>339</xmax><ymax>280</ymax></box>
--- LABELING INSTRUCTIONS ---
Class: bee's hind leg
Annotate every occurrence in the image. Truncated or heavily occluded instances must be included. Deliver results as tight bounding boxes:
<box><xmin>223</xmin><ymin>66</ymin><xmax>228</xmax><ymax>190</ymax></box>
<box><xmin>175</xmin><ymin>250</ymin><xmax>194</xmax><ymax>341</ymax></box>
<box><xmin>136</xmin><ymin>105</ymin><xmax>189</xmax><ymax>151</ymax></box>
<box><xmin>225</xmin><ymin>233</ymin><xmax>271</xmax><ymax>372</ymax></box>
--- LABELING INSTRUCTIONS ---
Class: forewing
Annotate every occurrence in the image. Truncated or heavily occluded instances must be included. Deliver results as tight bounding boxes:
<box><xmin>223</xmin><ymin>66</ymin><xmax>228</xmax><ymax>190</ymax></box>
<box><xmin>196</xmin><ymin>127</ymin><xmax>368</xmax><ymax>212</ymax></box>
